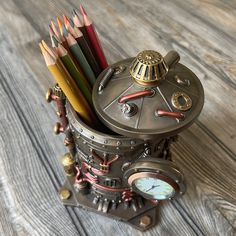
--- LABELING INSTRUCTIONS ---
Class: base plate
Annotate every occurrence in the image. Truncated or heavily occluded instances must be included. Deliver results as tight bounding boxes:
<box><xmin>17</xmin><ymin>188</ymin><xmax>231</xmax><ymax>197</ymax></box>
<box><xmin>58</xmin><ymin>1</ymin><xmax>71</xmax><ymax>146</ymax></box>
<box><xmin>59</xmin><ymin>179</ymin><xmax>158</xmax><ymax>231</ymax></box>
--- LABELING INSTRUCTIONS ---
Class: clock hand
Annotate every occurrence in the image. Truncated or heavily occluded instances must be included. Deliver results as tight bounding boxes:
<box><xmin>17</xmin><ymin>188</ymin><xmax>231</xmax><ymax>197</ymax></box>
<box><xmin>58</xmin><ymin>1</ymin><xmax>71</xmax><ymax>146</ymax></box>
<box><xmin>146</xmin><ymin>185</ymin><xmax>160</xmax><ymax>192</ymax></box>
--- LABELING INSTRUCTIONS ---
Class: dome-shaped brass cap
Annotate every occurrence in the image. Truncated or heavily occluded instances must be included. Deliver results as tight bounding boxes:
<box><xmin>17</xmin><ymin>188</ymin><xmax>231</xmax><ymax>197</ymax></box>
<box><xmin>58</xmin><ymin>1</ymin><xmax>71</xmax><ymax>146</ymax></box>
<box><xmin>130</xmin><ymin>50</ymin><xmax>168</xmax><ymax>85</ymax></box>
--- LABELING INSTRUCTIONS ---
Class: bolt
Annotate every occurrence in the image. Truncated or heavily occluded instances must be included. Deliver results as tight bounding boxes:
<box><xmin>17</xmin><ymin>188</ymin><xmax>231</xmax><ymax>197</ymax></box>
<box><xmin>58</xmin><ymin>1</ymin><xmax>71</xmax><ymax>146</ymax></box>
<box><xmin>139</xmin><ymin>215</ymin><xmax>152</xmax><ymax>228</ymax></box>
<box><xmin>59</xmin><ymin>189</ymin><xmax>71</xmax><ymax>200</ymax></box>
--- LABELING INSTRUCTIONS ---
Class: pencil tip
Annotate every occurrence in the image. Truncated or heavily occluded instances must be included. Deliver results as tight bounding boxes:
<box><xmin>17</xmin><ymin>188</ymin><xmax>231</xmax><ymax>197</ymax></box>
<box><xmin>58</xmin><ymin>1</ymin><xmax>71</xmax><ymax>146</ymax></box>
<box><xmin>69</xmin><ymin>18</ymin><xmax>74</xmax><ymax>27</ymax></box>
<box><xmin>73</xmin><ymin>9</ymin><xmax>78</xmax><ymax>16</ymax></box>
<box><xmin>80</xmin><ymin>4</ymin><xmax>87</xmax><ymax>16</ymax></box>
<box><xmin>52</xmin><ymin>35</ymin><xmax>59</xmax><ymax>47</ymax></box>
<box><xmin>63</xmin><ymin>14</ymin><xmax>69</xmax><ymax>25</ymax></box>
<box><xmin>48</xmin><ymin>25</ymin><xmax>54</xmax><ymax>36</ymax></box>
<box><xmin>63</xmin><ymin>24</ymin><xmax>69</xmax><ymax>37</ymax></box>
<box><xmin>57</xmin><ymin>16</ymin><xmax>64</xmax><ymax>35</ymax></box>
<box><xmin>39</xmin><ymin>41</ymin><xmax>47</xmax><ymax>54</ymax></box>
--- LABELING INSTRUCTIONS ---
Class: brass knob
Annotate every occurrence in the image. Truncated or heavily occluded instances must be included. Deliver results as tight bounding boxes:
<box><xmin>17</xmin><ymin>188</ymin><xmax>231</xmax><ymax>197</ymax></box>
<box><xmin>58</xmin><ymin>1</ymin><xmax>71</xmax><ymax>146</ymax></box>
<box><xmin>46</xmin><ymin>88</ymin><xmax>53</xmax><ymax>103</ymax></box>
<box><xmin>62</xmin><ymin>153</ymin><xmax>76</xmax><ymax>176</ymax></box>
<box><xmin>54</xmin><ymin>122</ymin><xmax>64</xmax><ymax>134</ymax></box>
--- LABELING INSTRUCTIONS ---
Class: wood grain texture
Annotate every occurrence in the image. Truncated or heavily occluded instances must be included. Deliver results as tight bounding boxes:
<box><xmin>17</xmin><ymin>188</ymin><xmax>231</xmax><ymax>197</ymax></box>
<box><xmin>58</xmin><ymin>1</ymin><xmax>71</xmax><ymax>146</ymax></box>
<box><xmin>0</xmin><ymin>0</ymin><xmax>235</xmax><ymax>235</ymax></box>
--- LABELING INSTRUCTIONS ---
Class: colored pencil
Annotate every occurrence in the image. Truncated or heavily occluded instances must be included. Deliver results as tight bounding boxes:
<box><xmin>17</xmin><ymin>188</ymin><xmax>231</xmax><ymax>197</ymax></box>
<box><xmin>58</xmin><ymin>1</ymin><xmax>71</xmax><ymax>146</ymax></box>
<box><xmin>39</xmin><ymin>43</ymin><xmax>97</xmax><ymax>126</ymax></box>
<box><xmin>64</xmin><ymin>16</ymin><xmax>101</xmax><ymax>77</ymax></box>
<box><xmin>65</xmin><ymin>30</ymin><xmax>97</xmax><ymax>86</ymax></box>
<box><xmin>52</xmin><ymin>36</ymin><xmax>93</xmax><ymax>106</ymax></box>
<box><xmin>80</xmin><ymin>5</ymin><xmax>108</xmax><ymax>70</ymax></box>
<box><xmin>72</xmin><ymin>9</ymin><xmax>95</xmax><ymax>56</ymax></box>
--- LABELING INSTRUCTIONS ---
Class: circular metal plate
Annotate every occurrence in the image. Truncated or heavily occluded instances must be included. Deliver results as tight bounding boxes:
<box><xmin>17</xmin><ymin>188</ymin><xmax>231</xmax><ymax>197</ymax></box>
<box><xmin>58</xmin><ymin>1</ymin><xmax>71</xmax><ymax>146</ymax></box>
<box><xmin>93</xmin><ymin>57</ymin><xmax>204</xmax><ymax>140</ymax></box>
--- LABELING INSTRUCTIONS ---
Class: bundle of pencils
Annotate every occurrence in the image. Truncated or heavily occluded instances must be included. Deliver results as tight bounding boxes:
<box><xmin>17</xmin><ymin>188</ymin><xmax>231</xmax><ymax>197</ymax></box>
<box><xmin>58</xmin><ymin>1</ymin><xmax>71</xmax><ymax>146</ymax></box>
<box><xmin>39</xmin><ymin>4</ymin><xmax>108</xmax><ymax>127</ymax></box>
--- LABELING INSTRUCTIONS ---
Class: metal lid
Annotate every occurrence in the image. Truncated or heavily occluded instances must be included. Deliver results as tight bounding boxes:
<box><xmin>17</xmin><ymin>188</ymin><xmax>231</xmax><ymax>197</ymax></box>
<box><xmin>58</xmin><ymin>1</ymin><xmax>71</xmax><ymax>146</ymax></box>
<box><xmin>93</xmin><ymin>50</ymin><xmax>204</xmax><ymax>140</ymax></box>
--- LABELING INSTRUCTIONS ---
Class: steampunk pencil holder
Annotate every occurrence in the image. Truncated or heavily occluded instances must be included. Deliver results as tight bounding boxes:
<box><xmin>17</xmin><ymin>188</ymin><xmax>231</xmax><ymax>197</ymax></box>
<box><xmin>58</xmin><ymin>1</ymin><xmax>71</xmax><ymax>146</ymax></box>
<box><xmin>46</xmin><ymin>49</ymin><xmax>204</xmax><ymax>231</ymax></box>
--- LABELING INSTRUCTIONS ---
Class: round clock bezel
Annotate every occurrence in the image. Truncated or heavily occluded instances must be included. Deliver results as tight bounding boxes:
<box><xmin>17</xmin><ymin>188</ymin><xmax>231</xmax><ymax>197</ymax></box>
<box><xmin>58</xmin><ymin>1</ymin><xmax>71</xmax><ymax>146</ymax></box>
<box><xmin>128</xmin><ymin>172</ymin><xmax>179</xmax><ymax>200</ymax></box>
<box><xmin>124</xmin><ymin>158</ymin><xmax>185</xmax><ymax>200</ymax></box>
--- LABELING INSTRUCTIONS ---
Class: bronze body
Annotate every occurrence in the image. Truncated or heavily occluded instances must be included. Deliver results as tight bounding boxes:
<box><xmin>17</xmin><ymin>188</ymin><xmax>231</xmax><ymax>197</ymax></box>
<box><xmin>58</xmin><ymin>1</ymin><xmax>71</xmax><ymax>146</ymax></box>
<box><xmin>47</xmin><ymin>50</ymin><xmax>204</xmax><ymax>231</ymax></box>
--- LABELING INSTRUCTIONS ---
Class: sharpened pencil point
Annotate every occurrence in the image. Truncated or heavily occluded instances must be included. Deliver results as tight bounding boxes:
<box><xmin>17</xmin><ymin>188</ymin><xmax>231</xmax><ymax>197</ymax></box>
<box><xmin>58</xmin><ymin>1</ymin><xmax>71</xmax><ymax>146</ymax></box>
<box><xmin>69</xmin><ymin>18</ymin><xmax>74</xmax><ymax>27</ymax></box>
<box><xmin>73</xmin><ymin>9</ymin><xmax>78</xmax><ymax>16</ymax></box>
<box><xmin>48</xmin><ymin>25</ymin><xmax>54</xmax><ymax>37</ymax></box>
<box><xmin>52</xmin><ymin>35</ymin><xmax>59</xmax><ymax>47</ymax></box>
<box><xmin>57</xmin><ymin>16</ymin><xmax>63</xmax><ymax>35</ymax></box>
<box><xmin>63</xmin><ymin>24</ymin><xmax>69</xmax><ymax>37</ymax></box>
<box><xmin>39</xmin><ymin>42</ymin><xmax>47</xmax><ymax>55</ymax></box>
<box><xmin>80</xmin><ymin>4</ymin><xmax>87</xmax><ymax>16</ymax></box>
<box><xmin>63</xmin><ymin>14</ymin><xmax>69</xmax><ymax>25</ymax></box>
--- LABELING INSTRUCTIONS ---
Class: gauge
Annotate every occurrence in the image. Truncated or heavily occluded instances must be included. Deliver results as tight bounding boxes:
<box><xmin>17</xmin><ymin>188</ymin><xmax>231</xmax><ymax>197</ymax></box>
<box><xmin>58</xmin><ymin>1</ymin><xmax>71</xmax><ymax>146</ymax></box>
<box><xmin>124</xmin><ymin>158</ymin><xmax>185</xmax><ymax>200</ymax></box>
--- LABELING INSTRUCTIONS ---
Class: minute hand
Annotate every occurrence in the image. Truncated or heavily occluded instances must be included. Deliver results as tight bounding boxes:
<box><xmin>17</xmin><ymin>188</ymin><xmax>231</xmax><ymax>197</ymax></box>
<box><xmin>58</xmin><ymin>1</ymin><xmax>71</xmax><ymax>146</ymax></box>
<box><xmin>146</xmin><ymin>185</ymin><xmax>160</xmax><ymax>192</ymax></box>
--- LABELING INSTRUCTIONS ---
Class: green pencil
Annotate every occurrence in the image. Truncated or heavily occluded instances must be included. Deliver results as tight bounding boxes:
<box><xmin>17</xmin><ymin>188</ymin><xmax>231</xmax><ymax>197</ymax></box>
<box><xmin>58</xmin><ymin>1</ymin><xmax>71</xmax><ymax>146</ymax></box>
<box><xmin>53</xmin><ymin>36</ymin><xmax>93</xmax><ymax>106</ymax></box>
<box><xmin>65</xmin><ymin>29</ymin><xmax>97</xmax><ymax>87</ymax></box>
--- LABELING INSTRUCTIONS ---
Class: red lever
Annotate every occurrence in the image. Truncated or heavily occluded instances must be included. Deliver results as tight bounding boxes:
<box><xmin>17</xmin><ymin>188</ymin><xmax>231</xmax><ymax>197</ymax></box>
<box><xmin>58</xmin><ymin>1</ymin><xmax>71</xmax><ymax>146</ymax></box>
<box><xmin>155</xmin><ymin>109</ymin><xmax>185</xmax><ymax>120</ymax></box>
<box><xmin>118</xmin><ymin>90</ymin><xmax>154</xmax><ymax>103</ymax></box>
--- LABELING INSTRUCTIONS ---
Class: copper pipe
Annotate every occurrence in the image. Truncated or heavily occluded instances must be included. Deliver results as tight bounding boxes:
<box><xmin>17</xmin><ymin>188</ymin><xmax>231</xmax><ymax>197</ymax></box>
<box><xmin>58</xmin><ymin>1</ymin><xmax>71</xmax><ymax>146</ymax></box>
<box><xmin>155</xmin><ymin>109</ymin><xmax>185</xmax><ymax>120</ymax></box>
<box><xmin>118</xmin><ymin>90</ymin><xmax>154</xmax><ymax>103</ymax></box>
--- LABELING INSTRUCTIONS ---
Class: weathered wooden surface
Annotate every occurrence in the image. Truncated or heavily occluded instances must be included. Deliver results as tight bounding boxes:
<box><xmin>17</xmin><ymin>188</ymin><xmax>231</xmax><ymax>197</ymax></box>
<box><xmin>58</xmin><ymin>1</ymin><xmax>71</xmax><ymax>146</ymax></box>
<box><xmin>0</xmin><ymin>0</ymin><xmax>235</xmax><ymax>235</ymax></box>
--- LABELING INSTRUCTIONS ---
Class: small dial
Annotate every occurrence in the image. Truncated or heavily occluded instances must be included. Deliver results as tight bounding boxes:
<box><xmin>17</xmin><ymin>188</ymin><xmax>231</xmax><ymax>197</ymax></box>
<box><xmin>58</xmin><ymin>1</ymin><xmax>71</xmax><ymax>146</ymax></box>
<box><xmin>134</xmin><ymin>176</ymin><xmax>175</xmax><ymax>200</ymax></box>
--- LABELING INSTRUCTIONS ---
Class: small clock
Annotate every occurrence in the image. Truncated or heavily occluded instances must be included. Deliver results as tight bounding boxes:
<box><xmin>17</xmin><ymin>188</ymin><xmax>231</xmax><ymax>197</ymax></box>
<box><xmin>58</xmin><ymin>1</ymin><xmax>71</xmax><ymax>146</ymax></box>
<box><xmin>124</xmin><ymin>158</ymin><xmax>185</xmax><ymax>200</ymax></box>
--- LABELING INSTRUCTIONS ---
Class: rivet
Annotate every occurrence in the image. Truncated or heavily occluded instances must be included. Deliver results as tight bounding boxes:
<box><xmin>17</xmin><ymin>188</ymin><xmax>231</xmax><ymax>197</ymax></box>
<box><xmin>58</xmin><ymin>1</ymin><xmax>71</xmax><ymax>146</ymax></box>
<box><xmin>80</xmin><ymin>128</ymin><xmax>83</xmax><ymax>132</ymax></box>
<box><xmin>104</xmin><ymin>140</ymin><xmax>108</xmax><ymax>144</ymax></box>
<box><xmin>91</xmin><ymin>136</ymin><xmax>94</xmax><ymax>139</ymax></box>
<box><xmin>176</xmin><ymin>179</ymin><xmax>179</xmax><ymax>183</ymax></box>
<box><xmin>130</xmin><ymin>140</ymin><xmax>136</xmax><ymax>145</ymax></box>
<box><xmin>59</xmin><ymin>189</ymin><xmax>71</xmax><ymax>200</ymax></box>
<box><xmin>117</xmin><ymin>141</ymin><xmax>121</xmax><ymax>146</ymax></box>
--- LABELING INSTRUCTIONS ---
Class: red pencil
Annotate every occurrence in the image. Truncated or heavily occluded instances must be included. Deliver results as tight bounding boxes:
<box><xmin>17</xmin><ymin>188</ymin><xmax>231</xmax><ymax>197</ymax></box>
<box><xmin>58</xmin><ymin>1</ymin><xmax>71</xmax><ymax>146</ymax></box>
<box><xmin>80</xmin><ymin>4</ymin><xmax>108</xmax><ymax>70</ymax></box>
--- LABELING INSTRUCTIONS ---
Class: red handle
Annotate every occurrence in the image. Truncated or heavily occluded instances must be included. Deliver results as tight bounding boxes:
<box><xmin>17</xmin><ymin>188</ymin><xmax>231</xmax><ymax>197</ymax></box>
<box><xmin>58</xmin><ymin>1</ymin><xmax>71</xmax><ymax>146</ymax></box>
<box><xmin>118</xmin><ymin>90</ymin><xmax>154</xmax><ymax>103</ymax></box>
<box><xmin>156</xmin><ymin>109</ymin><xmax>185</xmax><ymax>120</ymax></box>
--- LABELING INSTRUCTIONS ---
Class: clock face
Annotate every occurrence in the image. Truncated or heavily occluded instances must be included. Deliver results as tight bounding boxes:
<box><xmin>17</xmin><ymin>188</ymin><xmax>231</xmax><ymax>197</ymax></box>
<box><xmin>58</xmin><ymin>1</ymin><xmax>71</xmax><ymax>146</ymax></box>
<box><xmin>133</xmin><ymin>176</ymin><xmax>175</xmax><ymax>200</ymax></box>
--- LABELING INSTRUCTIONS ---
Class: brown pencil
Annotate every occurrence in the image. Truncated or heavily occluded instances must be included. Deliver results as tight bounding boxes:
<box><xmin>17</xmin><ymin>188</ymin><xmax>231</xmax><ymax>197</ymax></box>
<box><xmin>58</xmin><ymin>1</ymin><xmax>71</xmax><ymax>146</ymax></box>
<box><xmin>80</xmin><ymin>5</ymin><xmax>108</xmax><ymax>70</ymax></box>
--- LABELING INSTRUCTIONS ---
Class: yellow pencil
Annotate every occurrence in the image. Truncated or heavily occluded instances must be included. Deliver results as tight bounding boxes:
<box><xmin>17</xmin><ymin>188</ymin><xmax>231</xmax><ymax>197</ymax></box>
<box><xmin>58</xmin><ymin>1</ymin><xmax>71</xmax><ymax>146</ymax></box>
<box><xmin>39</xmin><ymin>42</ymin><xmax>97</xmax><ymax>126</ymax></box>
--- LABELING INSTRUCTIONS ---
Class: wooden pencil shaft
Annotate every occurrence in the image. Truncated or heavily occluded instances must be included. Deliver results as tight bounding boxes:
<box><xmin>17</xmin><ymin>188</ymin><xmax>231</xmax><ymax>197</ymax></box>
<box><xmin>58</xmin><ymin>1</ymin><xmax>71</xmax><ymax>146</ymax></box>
<box><xmin>60</xmin><ymin>54</ymin><xmax>93</xmax><ymax>106</ymax></box>
<box><xmin>69</xmin><ymin>43</ymin><xmax>96</xmax><ymax>86</ymax></box>
<box><xmin>85</xmin><ymin>24</ymin><xmax>108</xmax><ymax>70</ymax></box>
<box><xmin>79</xmin><ymin>26</ymin><xmax>97</xmax><ymax>60</ymax></box>
<box><xmin>47</xmin><ymin>64</ymin><xmax>93</xmax><ymax>125</ymax></box>
<box><xmin>76</xmin><ymin>37</ymin><xmax>101</xmax><ymax>77</ymax></box>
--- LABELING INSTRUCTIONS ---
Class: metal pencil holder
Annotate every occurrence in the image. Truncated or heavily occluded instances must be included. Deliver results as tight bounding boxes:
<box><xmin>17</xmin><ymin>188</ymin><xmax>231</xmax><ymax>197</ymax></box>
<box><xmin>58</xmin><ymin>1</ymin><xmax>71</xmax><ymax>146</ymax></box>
<box><xmin>46</xmin><ymin>49</ymin><xmax>204</xmax><ymax>231</ymax></box>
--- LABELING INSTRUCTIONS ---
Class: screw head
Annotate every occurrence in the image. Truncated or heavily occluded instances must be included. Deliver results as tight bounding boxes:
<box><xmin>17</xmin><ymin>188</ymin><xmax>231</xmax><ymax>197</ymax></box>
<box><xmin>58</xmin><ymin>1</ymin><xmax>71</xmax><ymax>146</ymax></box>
<box><xmin>59</xmin><ymin>189</ymin><xmax>71</xmax><ymax>200</ymax></box>
<box><xmin>139</xmin><ymin>215</ymin><xmax>152</xmax><ymax>228</ymax></box>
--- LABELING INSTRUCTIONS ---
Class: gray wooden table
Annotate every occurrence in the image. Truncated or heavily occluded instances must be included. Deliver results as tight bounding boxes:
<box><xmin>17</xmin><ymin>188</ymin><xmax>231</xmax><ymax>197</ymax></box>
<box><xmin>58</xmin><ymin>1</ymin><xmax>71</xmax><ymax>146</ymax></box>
<box><xmin>0</xmin><ymin>0</ymin><xmax>235</xmax><ymax>235</ymax></box>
